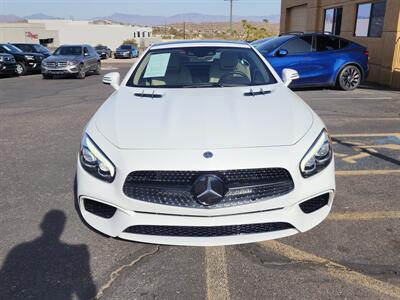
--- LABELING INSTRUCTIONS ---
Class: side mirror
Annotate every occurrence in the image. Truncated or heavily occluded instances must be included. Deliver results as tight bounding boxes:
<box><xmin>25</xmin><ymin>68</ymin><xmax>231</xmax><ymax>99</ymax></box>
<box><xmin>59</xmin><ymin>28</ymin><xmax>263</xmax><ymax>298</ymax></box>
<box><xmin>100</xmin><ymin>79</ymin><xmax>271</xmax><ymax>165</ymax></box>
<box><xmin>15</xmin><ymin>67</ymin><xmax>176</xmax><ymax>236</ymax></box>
<box><xmin>103</xmin><ymin>72</ymin><xmax>120</xmax><ymax>90</ymax></box>
<box><xmin>282</xmin><ymin>68</ymin><xmax>300</xmax><ymax>87</ymax></box>
<box><xmin>84</xmin><ymin>52</ymin><xmax>89</xmax><ymax>56</ymax></box>
<box><xmin>275</xmin><ymin>49</ymin><xmax>288</xmax><ymax>57</ymax></box>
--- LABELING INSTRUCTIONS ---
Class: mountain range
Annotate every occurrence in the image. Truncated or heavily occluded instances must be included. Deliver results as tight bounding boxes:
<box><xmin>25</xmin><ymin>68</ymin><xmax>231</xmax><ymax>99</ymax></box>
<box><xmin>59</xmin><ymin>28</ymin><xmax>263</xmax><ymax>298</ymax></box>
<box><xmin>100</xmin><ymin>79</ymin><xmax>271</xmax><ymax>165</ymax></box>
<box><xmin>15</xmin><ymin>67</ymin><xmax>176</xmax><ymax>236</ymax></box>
<box><xmin>0</xmin><ymin>13</ymin><xmax>280</xmax><ymax>25</ymax></box>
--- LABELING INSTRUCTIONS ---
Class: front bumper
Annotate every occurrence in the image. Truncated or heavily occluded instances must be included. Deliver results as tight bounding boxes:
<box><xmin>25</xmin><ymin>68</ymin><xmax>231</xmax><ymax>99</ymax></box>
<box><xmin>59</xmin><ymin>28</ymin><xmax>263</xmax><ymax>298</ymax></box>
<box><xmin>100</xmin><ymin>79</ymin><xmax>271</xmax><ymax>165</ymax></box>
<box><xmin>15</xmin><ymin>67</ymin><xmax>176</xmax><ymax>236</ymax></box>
<box><xmin>114</xmin><ymin>52</ymin><xmax>130</xmax><ymax>58</ymax></box>
<box><xmin>76</xmin><ymin>124</ymin><xmax>336</xmax><ymax>246</ymax></box>
<box><xmin>0</xmin><ymin>63</ymin><xmax>17</xmax><ymax>74</ymax></box>
<box><xmin>42</xmin><ymin>64</ymin><xmax>79</xmax><ymax>74</ymax></box>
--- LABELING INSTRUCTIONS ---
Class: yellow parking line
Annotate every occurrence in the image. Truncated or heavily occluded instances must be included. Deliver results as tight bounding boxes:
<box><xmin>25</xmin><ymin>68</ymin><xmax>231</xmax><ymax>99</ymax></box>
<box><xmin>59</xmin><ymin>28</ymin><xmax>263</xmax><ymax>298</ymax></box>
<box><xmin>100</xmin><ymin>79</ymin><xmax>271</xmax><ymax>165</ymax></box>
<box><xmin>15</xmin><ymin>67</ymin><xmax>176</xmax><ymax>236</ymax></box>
<box><xmin>332</xmin><ymin>133</ymin><xmax>400</xmax><ymax>137</ymax></box>
<box><xmin>205</xmin><ymin>247</ymin><xmax>230</xmax><ymax>300</ymax></box>
<box><xmin>328</xmin><ymin>211</ymin><xmax>400</xmax><ymax>221</ymax></box>
<box><xmin>336</xmin><ymin>170</ymin><xmax>400</xmax><ymax>176</ymax></box>
<box><xmin>260</xmin><ymin>241</ymin><xmax>400</xmax><ymax>299</ymax></box>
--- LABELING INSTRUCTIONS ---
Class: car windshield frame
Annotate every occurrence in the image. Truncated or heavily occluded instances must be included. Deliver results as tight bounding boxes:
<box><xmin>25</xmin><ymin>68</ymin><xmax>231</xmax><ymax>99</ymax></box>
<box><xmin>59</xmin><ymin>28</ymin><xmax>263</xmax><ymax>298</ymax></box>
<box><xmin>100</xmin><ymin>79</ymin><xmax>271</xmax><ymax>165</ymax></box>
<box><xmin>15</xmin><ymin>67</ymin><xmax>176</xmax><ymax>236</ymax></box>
<box><xmin>53</xmin><ymin>46</ymin><xmax>83</xmax><ymax>56</ymax></box>
<box><xmin>126</xmin><ymin>46</ymin><xmax>277</xmax><ymax>89</ymax></box>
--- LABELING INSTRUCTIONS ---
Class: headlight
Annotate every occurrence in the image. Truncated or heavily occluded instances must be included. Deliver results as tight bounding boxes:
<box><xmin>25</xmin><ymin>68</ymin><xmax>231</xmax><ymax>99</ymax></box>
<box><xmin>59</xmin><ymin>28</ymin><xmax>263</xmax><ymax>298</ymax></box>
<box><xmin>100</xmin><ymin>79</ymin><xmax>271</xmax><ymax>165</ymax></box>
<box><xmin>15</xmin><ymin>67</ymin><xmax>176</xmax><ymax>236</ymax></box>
<box><xmin>0</xmin><ymin>56</ymin><xmax>4</xmax><ymax>62</ymax></box>
<box><xmin>24</xmin><ymin>55</ymin><xmax>35</xmax><ymax>60</ymax></box>
<box><xmin>80</xmin><ymin>134</ymin><xmax>116</xmax><ymax>182</ymax></box>
<box><xmin>299</xmin><ymin>129</ymin><xmax>333</xmax><ymax>178</ymax></box>
<box><xmin>68</xmin><ymin>60</ymin><xmax>79</xmax><ymax>66</ymax></box>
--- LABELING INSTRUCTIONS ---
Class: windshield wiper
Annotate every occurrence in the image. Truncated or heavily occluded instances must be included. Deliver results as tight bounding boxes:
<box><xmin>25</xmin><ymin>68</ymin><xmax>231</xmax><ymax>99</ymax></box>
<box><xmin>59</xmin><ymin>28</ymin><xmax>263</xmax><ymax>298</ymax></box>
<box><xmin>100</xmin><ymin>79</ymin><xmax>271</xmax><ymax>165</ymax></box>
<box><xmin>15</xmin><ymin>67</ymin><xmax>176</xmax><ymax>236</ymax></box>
<box><xmin>182</xmin><ymin>82</ymin><xmax>222</xmax><ymax>88</ymax></box>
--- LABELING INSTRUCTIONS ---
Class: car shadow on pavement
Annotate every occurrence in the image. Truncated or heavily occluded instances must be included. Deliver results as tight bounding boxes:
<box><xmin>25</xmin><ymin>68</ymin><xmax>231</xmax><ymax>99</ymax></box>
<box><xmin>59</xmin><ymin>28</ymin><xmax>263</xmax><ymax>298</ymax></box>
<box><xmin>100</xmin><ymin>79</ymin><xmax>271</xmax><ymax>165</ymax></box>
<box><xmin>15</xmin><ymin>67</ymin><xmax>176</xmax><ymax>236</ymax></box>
<box><xmin>0</xmin><ymin>210</ymin><xmax>97</xmax><ymax>300</ymax></box>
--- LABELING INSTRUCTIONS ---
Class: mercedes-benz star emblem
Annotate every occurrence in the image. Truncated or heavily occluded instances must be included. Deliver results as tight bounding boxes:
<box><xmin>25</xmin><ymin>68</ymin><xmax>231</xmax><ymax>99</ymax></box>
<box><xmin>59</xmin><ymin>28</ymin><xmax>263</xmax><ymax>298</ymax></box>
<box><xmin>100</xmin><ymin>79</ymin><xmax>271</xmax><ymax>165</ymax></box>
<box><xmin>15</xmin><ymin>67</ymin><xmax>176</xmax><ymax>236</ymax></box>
<box><xmin>192</xmin><ymin>175</ymin><xmax>227</xmax><ymax>206</ymax></box>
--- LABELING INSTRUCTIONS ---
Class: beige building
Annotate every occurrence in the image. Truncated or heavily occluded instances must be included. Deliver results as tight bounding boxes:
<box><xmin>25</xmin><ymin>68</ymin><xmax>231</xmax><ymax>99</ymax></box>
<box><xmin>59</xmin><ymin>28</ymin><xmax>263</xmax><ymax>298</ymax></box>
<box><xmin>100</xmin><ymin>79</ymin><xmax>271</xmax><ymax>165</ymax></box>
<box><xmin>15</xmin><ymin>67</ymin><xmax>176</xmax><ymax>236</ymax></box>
<box><xmin>280</xmin><ymin>0</ymin><xmax>400</xmax><ymax>88</ymax></box>
<box><xmin>0</xmin><ymin>20</ymin><xmax>159</xmax><ymax>50</ymax></box>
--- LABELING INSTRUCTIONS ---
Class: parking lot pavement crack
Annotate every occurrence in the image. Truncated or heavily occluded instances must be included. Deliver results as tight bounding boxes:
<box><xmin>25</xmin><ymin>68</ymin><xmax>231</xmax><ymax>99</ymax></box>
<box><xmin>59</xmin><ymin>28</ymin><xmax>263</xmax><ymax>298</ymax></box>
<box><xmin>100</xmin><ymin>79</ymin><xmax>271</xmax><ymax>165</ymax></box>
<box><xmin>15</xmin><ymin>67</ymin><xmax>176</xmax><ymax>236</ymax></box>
<box><xmin>95</xmin><ymin>245</ymin><xmax>160</xmax><ymax>299</ymax></box>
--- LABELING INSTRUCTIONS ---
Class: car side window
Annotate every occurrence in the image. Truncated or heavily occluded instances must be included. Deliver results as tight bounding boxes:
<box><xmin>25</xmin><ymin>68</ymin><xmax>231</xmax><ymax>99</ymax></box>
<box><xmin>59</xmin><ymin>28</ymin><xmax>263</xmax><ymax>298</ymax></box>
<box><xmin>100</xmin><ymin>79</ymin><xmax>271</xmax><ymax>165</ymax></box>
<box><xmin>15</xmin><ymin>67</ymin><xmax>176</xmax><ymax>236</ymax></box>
<box><xmin>316</xmin><ymin>36</ymin><xmax>340</xmax><ymax>52</ymax></box>
<box><xmin>280</xmin><ymin>36</ymin><xmax>313</xmax><ymax>54</ymax></box>
<box><xmin>339</xmin><ymin>39</ymin><xmax>350</xmax><ymax>49</ymax></box>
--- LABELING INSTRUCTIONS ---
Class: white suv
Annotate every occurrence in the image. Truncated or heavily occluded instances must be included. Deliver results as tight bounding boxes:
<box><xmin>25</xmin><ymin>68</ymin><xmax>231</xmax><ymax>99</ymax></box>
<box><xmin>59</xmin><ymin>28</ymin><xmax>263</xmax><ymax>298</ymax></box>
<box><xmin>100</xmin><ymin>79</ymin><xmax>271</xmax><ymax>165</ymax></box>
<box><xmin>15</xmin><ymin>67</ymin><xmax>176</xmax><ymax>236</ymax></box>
<box><xmin>76</xmin><ymin>41</ymin><xmax>335</xmax><ymax>246</ymax></box>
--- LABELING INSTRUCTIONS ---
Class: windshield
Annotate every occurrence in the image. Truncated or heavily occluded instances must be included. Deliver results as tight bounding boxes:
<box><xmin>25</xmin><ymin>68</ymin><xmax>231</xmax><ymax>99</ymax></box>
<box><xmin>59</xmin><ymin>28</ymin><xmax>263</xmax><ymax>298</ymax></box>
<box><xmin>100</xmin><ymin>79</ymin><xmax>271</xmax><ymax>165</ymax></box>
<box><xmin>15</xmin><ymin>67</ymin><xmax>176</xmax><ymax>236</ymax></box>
<box><xmin>253</xmin><ymin>36</ymin><xmax>293</xmax><ymax>53</ymax></box>
<box><xmin>95</xmin><ymin>46</ymin><xmax>107</xmax><ymax>50</ymax></box>
<box><xmin>127</xmin><ymin>46</ymin><xmax>277</xmax><ymax>88</ymax></box>
<box><xmin>2</xmin><ymin>44</ymin><xmax>23</xmax><ymax>53</ymax></box>
<box><xmin>119</xmin><ymin>45</ymin><xmax>133</xmax><ymax>49</ymax></box>
<box><xmin>34</xmin><ymin>44</ymin><xmax>50</xmax><ymax>53</ymax></box>
<box><xmin>53</xmin><ymin>46</ymin><xmax>82</xmax><ymax>56</ymax></box>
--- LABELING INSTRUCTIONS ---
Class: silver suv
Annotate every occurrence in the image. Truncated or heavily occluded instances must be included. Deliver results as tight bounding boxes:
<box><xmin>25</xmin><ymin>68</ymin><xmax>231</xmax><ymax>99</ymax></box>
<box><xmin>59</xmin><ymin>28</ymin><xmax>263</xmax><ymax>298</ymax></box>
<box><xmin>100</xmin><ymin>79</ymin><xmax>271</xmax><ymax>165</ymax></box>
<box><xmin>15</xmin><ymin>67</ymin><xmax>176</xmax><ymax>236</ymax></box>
<box><xmin>42</xmin><ymin>44</ymin><xmax>101</xmax><ymax>79</ymax></box>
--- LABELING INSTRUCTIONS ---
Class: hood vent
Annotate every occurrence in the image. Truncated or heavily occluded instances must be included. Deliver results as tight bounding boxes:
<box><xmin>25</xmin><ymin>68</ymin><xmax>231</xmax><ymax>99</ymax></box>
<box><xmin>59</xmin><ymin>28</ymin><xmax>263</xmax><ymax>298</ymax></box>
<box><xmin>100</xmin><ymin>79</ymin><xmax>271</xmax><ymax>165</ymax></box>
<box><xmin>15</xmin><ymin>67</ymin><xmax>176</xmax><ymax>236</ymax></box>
<box><xmin>243</xmin><ymin>88</ymin><xmax>271</xmax><ymax>97</ymax></box>
<box><xmin>134</xmin><ymin>90</ymin><xmax>163</xmax><ymax>99</ymax></box>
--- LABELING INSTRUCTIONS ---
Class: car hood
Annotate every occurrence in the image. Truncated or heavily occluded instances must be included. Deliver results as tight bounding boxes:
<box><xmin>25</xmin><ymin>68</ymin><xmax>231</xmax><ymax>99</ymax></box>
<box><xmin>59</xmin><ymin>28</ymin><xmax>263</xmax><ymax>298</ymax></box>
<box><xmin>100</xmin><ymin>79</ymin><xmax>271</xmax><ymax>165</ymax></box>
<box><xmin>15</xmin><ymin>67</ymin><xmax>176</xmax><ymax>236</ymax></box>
<box><xmin>45</xmin><ymin>55</ymin><xmax>82</xmax><ymax>62</ymax></box>
<box><xmin>95</xmin><ymin>85</ymin><xmax>314</xmax><ymax>150</ymax></box>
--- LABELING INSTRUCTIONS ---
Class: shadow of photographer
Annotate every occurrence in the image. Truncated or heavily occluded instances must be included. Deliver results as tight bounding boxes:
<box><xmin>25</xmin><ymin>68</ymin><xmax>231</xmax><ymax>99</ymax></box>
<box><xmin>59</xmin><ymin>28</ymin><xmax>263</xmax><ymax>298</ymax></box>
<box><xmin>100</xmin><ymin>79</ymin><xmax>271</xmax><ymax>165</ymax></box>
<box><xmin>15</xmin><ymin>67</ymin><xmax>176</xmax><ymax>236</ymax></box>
<box><xmin>0</xmin><ymin>210</ymin><xmax>96</xmax><ymax>299</ymax></box>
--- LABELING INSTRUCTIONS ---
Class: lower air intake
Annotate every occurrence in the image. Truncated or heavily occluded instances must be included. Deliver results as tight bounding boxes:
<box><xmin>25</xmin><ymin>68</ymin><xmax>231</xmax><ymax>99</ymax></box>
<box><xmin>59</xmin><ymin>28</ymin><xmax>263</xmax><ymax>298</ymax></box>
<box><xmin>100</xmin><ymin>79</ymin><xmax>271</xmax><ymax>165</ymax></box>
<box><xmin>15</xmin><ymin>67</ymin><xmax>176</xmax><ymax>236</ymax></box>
<box><xmin>299</xmin><ymin>193</ymin><xmax>330</xmax><ymax>214</ymax></box>
<box><xmin>83</xmin><ymin>198</ymin><xmax>117</xmax><ymax>219</ymax></box>
<box><xmin>124</xmin><ymin>222</ymin><xmax>294</xmax><ymax>237</ymax></box>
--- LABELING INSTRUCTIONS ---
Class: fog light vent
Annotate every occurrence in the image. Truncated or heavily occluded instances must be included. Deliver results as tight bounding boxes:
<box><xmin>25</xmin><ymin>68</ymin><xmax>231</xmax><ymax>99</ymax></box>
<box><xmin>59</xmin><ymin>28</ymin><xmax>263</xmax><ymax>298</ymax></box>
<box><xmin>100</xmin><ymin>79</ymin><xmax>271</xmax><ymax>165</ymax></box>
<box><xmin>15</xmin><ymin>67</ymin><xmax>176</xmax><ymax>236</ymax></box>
<box><xmin>299</xmin><ymin>193</ymin><xmax>330</xmax><ymax>214</ymax></box>
<box><xmin>83</xmin><ymin>198</ymin><xmax>116</xmax><ymax>219</ymax></box>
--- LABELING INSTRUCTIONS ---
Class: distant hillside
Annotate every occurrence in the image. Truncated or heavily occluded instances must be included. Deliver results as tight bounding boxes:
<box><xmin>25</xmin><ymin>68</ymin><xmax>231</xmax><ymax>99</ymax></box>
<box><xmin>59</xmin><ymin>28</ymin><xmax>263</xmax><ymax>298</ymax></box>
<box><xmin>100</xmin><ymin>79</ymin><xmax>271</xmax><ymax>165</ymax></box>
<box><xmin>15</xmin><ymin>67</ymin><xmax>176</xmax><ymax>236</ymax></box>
<box><xmin>93</xmin><ymin>13</ymin><xmax>280</xmax><ymax>26</ymax></box>
<box><xmin>0</xmin><ymin>14</ymin><xmax>24</xmax><ymax>22</ymax></box>
<box><xmin>1</xmin><ymin>12</ymin><xmax>280</xmax><ymax>26</ymax></box>
<box><xmin>24</xmin><ymin>13</ymin><xmax>59</xmax><ymax>20</ymax></box>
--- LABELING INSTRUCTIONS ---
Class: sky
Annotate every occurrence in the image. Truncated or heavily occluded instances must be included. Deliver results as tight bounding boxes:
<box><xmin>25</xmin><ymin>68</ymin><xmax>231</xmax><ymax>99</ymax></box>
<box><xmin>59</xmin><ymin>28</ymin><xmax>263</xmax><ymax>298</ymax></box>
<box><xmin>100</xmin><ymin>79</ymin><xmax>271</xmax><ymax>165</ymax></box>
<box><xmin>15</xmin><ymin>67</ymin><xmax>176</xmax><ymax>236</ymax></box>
<box><xmin>0</xmin><ymin>0</ymin><xmax>281</xmax><ymax>19</ymax></box>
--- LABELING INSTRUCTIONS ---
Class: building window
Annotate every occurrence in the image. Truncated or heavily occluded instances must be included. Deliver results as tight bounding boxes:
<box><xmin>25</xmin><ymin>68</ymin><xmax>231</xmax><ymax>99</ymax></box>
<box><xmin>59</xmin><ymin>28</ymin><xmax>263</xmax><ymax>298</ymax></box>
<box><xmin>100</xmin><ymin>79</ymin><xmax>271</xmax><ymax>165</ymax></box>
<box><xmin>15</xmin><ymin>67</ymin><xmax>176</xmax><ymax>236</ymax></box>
<box><xmin>355</xmin><ymin>1</ymin><xmax>386</xmax><ymax>37</ymax></box>
<box><xmin>323</xmin><ymin>7</ymin><xmax>342</xmax><ymax>35</ymax></box>
<box><xmin>137</xmin><ymin>31</ymin><xmax>141</xmax><ymax>38</ymax></box>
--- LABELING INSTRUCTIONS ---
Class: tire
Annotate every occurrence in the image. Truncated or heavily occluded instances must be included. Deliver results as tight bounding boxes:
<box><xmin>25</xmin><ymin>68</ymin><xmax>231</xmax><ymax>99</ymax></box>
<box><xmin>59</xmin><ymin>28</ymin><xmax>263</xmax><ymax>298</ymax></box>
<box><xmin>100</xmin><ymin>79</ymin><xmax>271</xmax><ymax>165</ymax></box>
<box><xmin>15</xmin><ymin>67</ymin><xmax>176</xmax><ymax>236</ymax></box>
<box><xmin>76</xmin><ymin>64</ymin><xmax>86</xmax><ymax>79</ymax></box>
<box><xmin>337</xmin><ymin>65</ymin><xmax>362</xmax><ymax>91</ymax></box>
<box><xmin>42</xmin><ymin>74</ymin><xmax>52</xmax><ymax>79</ymax></box>
<box><xmin>94</xmin><ymin>62</ymin><xmax>101</xmax><ymax>75</ymax></box>
<box><xmin>16</xmin><ymin>62</ymin><xmax>26</xmax><ymax>76</ymax></box>
<box><xmin>129</xmin><ymin>53</ymin><xmax>132</xmax><ymax>59</ymax></box>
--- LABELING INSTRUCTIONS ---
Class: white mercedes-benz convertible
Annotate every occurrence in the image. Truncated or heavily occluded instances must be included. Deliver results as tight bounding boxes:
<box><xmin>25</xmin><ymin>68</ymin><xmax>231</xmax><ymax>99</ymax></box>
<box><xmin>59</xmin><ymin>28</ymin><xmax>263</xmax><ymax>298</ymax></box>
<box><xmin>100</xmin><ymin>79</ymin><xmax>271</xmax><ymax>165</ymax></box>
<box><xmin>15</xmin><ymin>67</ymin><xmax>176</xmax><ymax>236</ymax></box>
<box><xmin>77</xmin><ymin>40</ymin><xmax>335</xmax><ymax>246</ymax></box>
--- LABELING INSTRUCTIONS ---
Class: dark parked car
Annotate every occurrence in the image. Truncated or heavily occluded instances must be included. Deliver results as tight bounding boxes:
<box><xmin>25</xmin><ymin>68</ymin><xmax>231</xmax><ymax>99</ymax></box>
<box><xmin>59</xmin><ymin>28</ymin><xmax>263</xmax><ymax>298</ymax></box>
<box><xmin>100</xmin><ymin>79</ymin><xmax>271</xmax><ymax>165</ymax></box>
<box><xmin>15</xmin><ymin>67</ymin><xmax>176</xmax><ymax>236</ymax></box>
<box><xmin>95</xmin><ymin>45</ymin><xmax>112</xmax><ymax>59</ymax></box>
<box><xmin>0</xmin><ymin>53</ymin><xmax>17</xmax><ymax>76</ymax></box>
<box><xmin>12</xmin><ymin>43</ymin><xmax>52</xmax><ymax>58</ymax></box>
<box><xmin>41</xmin><ymin>44</ymin><xmax>101</xmax><ymax>79</ymax></box>
<box><xmin>0</xmin><ymin>43</ymin><xmax>45</xmax><ymax>75</ymax></box>
<box><xmin>114</xmin><ymin>44</ymin><xmax>138</xmax><ymax>58</ymax></box>
<box><xmin>252</xmin><ymin>33</ymin><xmax>369</xmax><ymax>90</ymax></box>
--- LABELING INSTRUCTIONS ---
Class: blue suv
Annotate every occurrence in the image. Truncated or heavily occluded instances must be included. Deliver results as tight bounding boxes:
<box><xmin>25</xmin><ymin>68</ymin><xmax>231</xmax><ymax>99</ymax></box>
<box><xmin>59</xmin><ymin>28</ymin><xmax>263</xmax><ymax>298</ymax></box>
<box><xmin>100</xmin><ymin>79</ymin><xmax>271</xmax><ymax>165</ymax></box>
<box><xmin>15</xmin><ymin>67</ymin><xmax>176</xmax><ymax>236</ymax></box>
<box><xmin>114</xmin><ymin>44</ymin><xmax>139</xmax><ymax>59</ymax></box>
<box><xmin>252</xmin><ymin>33</ymin><xmax>369</xmax><ymax>90</ymax></box>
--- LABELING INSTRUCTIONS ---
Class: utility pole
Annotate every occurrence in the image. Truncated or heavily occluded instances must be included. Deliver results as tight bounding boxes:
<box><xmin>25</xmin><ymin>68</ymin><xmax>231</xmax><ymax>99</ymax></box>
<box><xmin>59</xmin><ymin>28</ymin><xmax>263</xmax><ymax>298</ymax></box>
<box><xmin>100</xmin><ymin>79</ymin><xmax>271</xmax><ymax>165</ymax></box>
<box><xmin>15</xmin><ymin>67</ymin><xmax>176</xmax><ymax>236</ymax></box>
<box><xmin>224</xmin><ymin>0</ymin><xmax>238</xmax><ymax>35</ymax></box>
<box><xmin>183</xmin><ymin>22</ymin><xmax>186</xmax><ymax>40</ymax></box>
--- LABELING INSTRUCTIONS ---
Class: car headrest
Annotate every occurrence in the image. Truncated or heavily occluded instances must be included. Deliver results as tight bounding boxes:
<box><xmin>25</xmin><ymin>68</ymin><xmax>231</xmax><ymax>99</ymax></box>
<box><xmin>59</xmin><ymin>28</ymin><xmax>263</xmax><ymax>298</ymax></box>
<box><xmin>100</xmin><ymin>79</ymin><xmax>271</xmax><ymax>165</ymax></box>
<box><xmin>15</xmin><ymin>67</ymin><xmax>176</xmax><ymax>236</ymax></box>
<box><xmin>220</xmin><ymin>51</ymin><xmax>239</xmax><ymax>70</ymax></box>
<box><xmin>167</xmin><ymin>53</ymin><xmax>182</xmax><ymax>71</ymax></box>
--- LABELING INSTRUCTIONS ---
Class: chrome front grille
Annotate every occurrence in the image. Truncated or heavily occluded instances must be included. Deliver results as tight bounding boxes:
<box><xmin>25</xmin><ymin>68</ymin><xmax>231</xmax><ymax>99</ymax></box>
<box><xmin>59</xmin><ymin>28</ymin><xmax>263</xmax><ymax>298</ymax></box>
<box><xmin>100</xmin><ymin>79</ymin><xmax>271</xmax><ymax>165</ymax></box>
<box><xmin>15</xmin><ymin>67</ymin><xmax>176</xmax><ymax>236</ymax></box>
<box><xmin>123</xmin><ymin>168</ymin><xmax>294</xmax><ymax>209</ymax></box>
<box><xmin>46</xmin><ymin>61</ymin><xmax>67</xmax><ymax>68</ymax></box>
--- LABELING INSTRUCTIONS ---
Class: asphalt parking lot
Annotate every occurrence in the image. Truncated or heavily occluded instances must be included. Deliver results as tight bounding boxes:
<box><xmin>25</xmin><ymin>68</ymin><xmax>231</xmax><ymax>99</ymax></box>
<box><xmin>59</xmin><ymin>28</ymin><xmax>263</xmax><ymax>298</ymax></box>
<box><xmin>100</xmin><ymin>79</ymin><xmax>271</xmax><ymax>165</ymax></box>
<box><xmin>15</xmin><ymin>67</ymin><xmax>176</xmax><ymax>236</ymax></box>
<box><xmin>0</xmin><ymin>64</ymin><xmax>399</xmax><ymax>299</ymax></box>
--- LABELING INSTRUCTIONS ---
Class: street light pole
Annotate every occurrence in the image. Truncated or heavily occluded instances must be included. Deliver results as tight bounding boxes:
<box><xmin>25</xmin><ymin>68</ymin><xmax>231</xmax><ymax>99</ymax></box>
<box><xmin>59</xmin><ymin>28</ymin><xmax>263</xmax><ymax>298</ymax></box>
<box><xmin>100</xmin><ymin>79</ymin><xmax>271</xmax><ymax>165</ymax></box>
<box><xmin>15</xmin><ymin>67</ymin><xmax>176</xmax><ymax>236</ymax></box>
<box><xmin>224</xmin><ymin>0</ymin><xmax>238</xmax><ymax>36</ymax></box>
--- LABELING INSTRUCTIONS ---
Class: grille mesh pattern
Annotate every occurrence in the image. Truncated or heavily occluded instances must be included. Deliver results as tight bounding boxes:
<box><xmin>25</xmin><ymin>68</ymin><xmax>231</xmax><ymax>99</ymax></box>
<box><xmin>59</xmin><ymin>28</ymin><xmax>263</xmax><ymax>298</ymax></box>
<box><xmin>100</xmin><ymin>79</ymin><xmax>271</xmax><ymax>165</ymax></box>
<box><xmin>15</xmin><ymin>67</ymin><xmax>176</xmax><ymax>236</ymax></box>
<box><xmin>123</xmin><ymin>168</ymin><xmax>294</xmax><ymax>208</ymax></box>
<box><xmin>83</xmin><ymin>199</ymin><xmax>116</xmax><ymax>219</ymax></box>
<box><xmin>124</xmin><ymin>222</ymin><xmax>294</xmax><ymax>237</ymax></box>
<box><xmin>299</xmin><ymin>193</ymin><xmax>330</xmax><ymax>214</ymax></box>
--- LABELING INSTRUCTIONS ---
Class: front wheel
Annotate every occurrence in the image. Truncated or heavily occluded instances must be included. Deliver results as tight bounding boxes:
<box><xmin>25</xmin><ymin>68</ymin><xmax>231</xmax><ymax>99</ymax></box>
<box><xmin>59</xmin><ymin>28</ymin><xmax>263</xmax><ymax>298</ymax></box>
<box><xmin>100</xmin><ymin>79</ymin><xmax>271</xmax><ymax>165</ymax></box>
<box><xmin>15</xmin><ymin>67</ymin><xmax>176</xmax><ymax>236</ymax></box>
<box><xmin>337</xmin><ymin>65</ymin><xmax>362</xmax><ymax>91</ymax></box>
<box><xmin>16</xmin><ymin>62</ymin><xmax>26</xmax><ymax>76</ymax></box>
<box><xmin>76</xmin><ymin>64</ymin><xmax>86</xmax><ymax>79</ymax></box>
